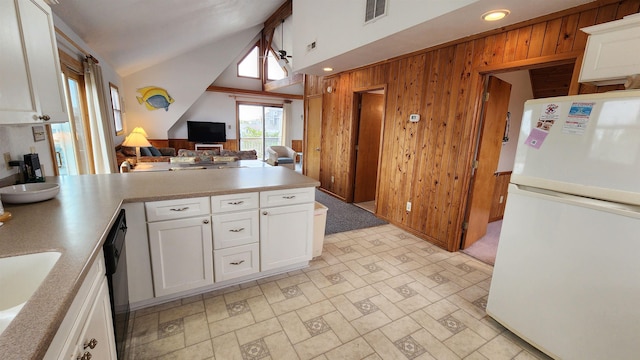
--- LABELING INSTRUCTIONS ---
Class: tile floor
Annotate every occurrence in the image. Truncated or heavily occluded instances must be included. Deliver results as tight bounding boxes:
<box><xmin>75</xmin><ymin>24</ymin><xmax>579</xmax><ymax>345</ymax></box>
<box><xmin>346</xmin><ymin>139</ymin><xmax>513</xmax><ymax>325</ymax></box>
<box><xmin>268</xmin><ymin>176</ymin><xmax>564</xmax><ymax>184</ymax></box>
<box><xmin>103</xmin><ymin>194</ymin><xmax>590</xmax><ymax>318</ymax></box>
<box><xmin>127</xmin><ymin>224</ymin><xmax>551</xmax><ymax>360</ymax></box>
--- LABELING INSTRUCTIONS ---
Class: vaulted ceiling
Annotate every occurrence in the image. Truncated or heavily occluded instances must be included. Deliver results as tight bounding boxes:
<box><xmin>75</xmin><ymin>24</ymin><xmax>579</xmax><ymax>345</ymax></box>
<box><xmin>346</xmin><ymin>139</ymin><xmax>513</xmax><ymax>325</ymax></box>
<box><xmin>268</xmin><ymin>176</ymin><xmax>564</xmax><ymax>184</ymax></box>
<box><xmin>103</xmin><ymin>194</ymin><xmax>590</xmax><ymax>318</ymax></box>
<box><xmin>51</xmin><ymin>0</ymin><xmax>596</xmax><ymax>77</ymax></box>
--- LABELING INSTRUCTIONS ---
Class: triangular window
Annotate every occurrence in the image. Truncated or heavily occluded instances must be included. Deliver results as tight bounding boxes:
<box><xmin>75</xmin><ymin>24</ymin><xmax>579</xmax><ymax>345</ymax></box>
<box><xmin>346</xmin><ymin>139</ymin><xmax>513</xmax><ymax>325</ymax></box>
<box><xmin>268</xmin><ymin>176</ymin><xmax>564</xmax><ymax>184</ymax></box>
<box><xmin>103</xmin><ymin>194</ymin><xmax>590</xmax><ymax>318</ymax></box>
<box><xmin>267</xmin><ymin>49</ymin><xmax>287</xmax><ymax>81</ymax></box>
<box><xmin>238</xmin><ymin>44</ymin><xmax>260</xmax><ymax>78</ymax></box>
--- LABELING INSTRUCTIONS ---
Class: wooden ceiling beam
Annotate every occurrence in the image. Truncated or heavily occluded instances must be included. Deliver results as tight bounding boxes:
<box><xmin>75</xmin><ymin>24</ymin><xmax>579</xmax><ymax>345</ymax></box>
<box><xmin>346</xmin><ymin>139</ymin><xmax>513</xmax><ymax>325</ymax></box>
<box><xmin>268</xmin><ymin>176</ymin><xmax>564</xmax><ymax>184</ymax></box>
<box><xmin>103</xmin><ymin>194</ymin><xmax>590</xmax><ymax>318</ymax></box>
<box><xmin>206</xmin><ymin>85</ymin><xmax>302</xmax><ymax>100</ymax></box>
<box><xmin>263</xmin><ymin>0</ymin><xmax>292</xmax><ymax>44</ymax></box>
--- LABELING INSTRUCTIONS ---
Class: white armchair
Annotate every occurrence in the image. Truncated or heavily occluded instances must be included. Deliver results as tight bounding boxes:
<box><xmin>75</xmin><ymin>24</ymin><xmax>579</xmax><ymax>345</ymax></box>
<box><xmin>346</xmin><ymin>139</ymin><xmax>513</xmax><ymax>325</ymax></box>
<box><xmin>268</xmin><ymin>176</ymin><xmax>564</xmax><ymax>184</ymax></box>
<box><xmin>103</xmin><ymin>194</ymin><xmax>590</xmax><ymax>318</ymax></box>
<box><xmin>266</xmin><ymin>145</ymin><xmax>296</xmax><ymax>169</ymax></box>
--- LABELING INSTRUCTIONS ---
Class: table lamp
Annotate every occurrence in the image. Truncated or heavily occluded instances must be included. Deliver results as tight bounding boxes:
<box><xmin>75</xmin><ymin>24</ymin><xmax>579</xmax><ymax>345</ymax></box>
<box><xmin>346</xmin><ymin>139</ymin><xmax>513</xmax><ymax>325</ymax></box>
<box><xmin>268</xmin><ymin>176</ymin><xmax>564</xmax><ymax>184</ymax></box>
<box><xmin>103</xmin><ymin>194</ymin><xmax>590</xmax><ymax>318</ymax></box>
<box><xmin>122</xmin><ymin>128</ymin><xmax>151</xmax><ymax>162</ymax></box>
<box><xmin>131</xmin><ymin>126</ymin><xmax>148</xmax><ymax>137</ymax></box>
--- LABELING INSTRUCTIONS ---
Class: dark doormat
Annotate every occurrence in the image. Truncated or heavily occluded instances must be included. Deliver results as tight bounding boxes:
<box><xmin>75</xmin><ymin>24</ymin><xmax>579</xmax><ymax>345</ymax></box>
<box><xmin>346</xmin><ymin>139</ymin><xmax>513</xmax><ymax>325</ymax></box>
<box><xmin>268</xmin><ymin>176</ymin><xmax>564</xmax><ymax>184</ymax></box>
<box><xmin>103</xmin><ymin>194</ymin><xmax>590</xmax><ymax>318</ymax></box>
<box><xmin>315</xmin><ymin>189</ymin><xmax>387</xmax><ymax>235</ymax></box>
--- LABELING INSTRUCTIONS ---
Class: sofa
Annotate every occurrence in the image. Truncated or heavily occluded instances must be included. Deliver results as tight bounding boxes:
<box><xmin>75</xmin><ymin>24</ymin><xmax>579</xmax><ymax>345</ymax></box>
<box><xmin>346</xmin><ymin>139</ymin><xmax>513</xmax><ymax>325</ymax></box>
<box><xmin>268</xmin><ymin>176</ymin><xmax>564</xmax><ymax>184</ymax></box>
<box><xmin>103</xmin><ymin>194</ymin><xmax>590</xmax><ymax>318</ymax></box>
<box><xmin>115</xmin><ymin>145</ymin><xmax>175</xmax><ymax>167</ymax></box>
<box><xmin>176</xmin><ymin>149</ymin><xmax>258</xmax><ymax>163</ymax></box>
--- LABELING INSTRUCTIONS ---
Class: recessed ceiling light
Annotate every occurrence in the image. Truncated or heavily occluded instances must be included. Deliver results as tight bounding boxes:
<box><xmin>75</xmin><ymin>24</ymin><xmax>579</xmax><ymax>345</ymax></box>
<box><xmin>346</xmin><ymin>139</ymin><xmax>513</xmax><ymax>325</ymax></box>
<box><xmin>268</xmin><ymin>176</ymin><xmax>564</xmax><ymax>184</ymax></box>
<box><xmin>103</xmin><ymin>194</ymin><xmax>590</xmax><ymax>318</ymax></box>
<box><xmin>323</xmin><ymin>67</ymin><xmax>333</xmax><ymax>72</ymax></box>
<box><xmin>482</xmin><ymin>9</ymin><xmax>510</xmax><ymax>21</ymax></box>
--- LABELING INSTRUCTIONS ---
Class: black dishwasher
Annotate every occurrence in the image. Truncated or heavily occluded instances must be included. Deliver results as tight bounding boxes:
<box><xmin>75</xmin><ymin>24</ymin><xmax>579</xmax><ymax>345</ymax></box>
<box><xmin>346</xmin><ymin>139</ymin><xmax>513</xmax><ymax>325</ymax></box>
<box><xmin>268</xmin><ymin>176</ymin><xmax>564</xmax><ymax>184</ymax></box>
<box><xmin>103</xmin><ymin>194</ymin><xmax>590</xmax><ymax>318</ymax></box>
<box><xmin>103</xmin><ymin>209</ymin><xmax>130</xmax><ymax>359</ymax></box>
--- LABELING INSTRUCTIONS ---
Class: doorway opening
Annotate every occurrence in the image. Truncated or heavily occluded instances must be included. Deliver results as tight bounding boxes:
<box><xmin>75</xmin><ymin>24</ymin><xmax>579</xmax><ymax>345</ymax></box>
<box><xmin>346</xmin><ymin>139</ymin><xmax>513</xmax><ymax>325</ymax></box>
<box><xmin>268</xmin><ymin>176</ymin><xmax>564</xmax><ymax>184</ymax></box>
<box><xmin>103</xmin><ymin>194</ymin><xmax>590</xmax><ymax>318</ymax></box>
<box><xmin>352</xmin><ymin>89</ymin><xmax>385</xmax><ymax>213</ymax></box>
<box><xmin>461</xmin><ymin>61</ymin><xmax>577</xmax><ymax>265</ymax></box>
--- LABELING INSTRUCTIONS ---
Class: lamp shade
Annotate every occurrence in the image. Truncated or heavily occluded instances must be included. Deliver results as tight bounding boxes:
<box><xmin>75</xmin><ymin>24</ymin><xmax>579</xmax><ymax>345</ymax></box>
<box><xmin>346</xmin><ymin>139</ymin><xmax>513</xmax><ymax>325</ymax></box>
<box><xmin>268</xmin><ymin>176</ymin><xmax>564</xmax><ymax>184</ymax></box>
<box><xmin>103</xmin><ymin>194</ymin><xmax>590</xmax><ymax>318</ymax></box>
<box><xmin>130</xmin><ymin>126</ymin><xmax>148</xmax><ymax>138</ymax></box>
<box><xmin>122</xmin><ymin>132</ymin><xmax>151</xmax><ymax>148</ymax></box>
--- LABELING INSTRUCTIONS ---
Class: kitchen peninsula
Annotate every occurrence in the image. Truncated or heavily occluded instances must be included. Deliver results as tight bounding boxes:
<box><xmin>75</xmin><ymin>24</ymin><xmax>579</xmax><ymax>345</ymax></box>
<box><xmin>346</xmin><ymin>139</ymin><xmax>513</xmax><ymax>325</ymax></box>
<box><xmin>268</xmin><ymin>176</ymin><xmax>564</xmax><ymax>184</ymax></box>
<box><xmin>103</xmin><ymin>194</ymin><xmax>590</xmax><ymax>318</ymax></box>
<box><xmin>0</xmin><ymin>167</ymin><xmax>319</xmax><ymax>360</ymax></box>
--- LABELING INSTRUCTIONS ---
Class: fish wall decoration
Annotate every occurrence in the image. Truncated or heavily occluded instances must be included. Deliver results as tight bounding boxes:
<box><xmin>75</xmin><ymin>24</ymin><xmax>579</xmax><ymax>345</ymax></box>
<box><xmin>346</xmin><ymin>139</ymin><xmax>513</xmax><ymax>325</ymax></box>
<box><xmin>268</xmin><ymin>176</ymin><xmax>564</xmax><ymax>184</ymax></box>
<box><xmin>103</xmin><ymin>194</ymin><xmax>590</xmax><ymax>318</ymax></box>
<box><xmin>136</xmin><ymin>86</ymin><xmax>174</xmax><ymax>111</ymax></box>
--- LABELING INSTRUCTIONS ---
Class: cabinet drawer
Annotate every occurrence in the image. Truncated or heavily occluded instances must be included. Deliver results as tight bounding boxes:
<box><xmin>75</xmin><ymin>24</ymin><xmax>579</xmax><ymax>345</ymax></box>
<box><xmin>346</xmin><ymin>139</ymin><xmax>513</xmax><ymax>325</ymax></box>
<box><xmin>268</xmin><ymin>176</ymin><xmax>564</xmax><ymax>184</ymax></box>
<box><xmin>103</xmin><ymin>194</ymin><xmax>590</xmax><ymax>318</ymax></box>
<box><xmin>211</xmin><ymin>192</ymin><xmax>259</xmax><ymax>213</ymax></box>
<box><xmin>214</xmin><ymin>243</ymin><xmax>259</xmax><ymax>282</ymax></box>
<box><xmin>260</xmin><ymin>187</ymin><xmax>315</xmax><ymax>207</ymax></box>
<box><xmin>145</xmin><ymin>197</ymin><xmax>210</xmax><ymax>222</ymax></box>
<box><xmin>212</xmin><ymin>210</ymin><xmax>259</xmax><ymax>249</ymax></box>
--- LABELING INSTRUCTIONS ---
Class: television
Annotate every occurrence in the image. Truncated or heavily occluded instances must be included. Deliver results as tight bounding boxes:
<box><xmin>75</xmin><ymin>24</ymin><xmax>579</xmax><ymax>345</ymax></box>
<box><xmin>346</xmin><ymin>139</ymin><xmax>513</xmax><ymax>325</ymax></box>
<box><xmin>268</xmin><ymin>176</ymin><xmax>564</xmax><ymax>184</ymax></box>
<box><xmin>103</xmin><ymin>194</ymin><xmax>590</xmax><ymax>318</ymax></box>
<box><xmin>187</xmin><ymin>121</ymin><xmax>227</xmax><ymax>143</ymax></box>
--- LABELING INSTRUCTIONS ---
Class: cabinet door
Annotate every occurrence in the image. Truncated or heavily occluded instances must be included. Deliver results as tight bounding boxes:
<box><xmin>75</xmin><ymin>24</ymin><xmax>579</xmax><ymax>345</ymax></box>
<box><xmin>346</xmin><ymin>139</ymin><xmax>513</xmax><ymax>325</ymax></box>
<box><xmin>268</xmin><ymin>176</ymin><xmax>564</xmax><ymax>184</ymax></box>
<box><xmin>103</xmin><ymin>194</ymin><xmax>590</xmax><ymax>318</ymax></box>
<box><xmin>0</xmin><ymin>0</ymin><xmax>66</xmax><ymax>124</ymax></box>
<box><xmin>71</xmin><ymin>278</ymin><xmax>117</xmax><ymax>360</ymax></box>
<box><xmin>260</xmin><ymin>203</ymin><xmax>314</xmax><ymax>271</ymax></box>
<box><xmin>148</xmin><ymin>217</ymin><xmax>214</xmax><ymax>296</ymax></box>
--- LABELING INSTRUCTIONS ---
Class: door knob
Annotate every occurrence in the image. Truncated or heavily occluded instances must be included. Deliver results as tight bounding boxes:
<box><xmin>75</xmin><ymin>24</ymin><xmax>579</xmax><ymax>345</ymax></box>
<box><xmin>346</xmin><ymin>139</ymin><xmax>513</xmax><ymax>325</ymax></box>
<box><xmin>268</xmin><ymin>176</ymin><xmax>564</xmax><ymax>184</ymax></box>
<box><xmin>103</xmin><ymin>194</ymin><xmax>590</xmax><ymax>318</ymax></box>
<box><xmin>315</xmin><ymin>148</ymin><xmax>320</xmax><ymax>151</ymax></box>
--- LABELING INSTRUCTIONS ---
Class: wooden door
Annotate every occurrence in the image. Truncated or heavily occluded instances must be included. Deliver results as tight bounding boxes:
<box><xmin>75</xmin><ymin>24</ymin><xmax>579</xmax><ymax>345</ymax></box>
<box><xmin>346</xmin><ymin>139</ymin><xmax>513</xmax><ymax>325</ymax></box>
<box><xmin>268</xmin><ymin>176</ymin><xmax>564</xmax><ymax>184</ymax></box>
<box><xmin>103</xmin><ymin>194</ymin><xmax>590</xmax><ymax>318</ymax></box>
<box><xmin>306</xmin><ymin>96</ymin><xmax>322</xmax><ymax>180</ymax></box>
<box><xmin>462</xmin><ymin>76</ymin><xmax>511</xmax><ymax>249</ymax></box>
<box><xmin>354</xmin><ymin>93</ymin><xmax>384</xmax><ymax>203</ymax></box>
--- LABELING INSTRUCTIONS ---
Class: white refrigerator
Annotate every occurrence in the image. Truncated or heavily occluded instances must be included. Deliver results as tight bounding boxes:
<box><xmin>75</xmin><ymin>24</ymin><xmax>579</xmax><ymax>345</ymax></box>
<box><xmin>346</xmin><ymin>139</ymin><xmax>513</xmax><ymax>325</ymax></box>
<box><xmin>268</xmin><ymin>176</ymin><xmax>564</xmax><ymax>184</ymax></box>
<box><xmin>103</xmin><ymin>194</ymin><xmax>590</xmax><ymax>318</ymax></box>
<box><xmin>486</xmin><ymin>90</ymin><xmax>640</xmax><ymax>359</ymax></box>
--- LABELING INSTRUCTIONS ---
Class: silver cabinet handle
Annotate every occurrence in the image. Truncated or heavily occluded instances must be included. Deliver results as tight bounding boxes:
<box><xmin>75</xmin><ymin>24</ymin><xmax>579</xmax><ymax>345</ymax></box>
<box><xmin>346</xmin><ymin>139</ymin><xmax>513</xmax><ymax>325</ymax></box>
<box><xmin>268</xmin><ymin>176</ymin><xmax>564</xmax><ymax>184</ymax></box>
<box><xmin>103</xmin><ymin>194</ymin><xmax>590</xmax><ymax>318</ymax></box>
<box><xmin>262</xmin><ymin>211</ymin><xmax>268</xmax><ymax>215</ymax></box>
<box><xmin>229</xmin><ymin>228</ymin><xmax>245</xmax><ymax>233</ymax></box>
<box><xmin>78</xmin><ymin>352</ymin><xmax>92</xmax><ymax>360</ymax></box>
<box><xmin>203</xmin><ymin>219</ymin><xmax>210</xmax><ymax>224</ymax></box>
<box><xmin>84</xmin><ymin>338</ymin><xmax>97</xmax><ymax>350</ymax></box>
<box><xmin>228</xmin><ymin>201</ymin><xmax>244</xmax><ymax>205</ymax></box>
<box><xmin>170</xmin><ymin>207</ymin><xmax>189</xmax><ymax>212</ymax></box>
<box><xmin>282</xmin><ymin>195</ymin><xmax>296</xmax><ymax>199</ymax></box>
<box><xmin>39</xmin><ymin>114</ymin><xmax>51</xmax><ymax>121</ymax></box>
<box><xmin>230</xmin><ymin>260</ymin><xmax>245</xmax><ymax>265</ymax></box>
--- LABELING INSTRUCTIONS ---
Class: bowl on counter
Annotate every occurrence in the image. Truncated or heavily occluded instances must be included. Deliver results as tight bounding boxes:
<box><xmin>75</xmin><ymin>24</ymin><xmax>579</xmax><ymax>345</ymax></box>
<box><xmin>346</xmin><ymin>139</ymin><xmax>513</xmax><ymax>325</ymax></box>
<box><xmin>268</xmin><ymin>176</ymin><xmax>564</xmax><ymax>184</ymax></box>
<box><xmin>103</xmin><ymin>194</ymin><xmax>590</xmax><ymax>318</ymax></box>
<box><xmin>0</xmin><ymin>183</ymin><xmax>60</xmax><ymax>204</ymax></box>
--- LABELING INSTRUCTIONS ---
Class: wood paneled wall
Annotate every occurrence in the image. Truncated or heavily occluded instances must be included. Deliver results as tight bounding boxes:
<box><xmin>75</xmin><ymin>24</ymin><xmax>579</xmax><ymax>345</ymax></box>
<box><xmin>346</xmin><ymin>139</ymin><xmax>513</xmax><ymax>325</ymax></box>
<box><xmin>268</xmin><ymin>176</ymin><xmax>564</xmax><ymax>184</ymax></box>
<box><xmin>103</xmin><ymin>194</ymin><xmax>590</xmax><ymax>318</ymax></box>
<box><xmin>305</xmin><ymin>0</ymin><xmax>640</xmax><ymax>251</ymax></box>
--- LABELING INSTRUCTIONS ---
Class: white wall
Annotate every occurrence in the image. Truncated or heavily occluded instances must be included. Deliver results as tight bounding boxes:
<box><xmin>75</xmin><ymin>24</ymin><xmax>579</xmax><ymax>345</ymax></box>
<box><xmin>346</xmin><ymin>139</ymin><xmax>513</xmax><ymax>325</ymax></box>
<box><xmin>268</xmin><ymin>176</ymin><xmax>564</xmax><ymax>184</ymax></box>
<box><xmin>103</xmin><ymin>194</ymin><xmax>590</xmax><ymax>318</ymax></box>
<box><xmin>292</xmin><ymin>0</ymin><xmax>476</xmax><ymax>72</ymax></box>
<box><xmin>495</xmin><ymin>70</ymin><xmax>534</xmax><ymax>172</ymax></box>
<box><xmin>0</xmin><ymin>125</ymin><xmax>55</xmax><ymax>181</ymax></box>
<box><xmin>122</xmin><ymin>26</ymin><xmax>261</xmax><ymax>140</ymax></box>
<box><xmin>170</xmin><ymin>92</ymin><xmax>304</xmax><ymax>143</ymax></box>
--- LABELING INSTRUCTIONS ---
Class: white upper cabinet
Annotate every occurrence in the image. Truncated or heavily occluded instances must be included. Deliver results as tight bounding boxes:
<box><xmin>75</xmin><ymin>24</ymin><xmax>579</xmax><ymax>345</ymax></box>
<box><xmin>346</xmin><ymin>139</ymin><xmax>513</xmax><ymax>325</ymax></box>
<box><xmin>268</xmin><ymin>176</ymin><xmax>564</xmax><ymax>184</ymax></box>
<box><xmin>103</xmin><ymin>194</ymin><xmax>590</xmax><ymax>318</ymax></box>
<box><xmin>0</xmin><ymin>0</ymin><xmax>67</xmax><ymax>124</ymax></box>
<box><xmin>579</xmin><ymin>13</ymin><xmax>640</xmax><ymax>86</ymax></box>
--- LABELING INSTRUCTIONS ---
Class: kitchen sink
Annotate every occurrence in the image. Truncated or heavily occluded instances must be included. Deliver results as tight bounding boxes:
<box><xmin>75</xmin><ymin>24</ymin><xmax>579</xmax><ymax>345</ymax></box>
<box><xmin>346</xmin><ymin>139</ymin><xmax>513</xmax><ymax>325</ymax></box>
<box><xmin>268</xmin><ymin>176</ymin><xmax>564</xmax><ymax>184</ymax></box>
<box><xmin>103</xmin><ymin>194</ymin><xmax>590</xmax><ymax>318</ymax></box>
<box><xmin>0</xmin><ymin>251</ymin><xmax>61</xmax><ymax>335</ymax></box>
<box><xmin>0</xmin><ymin>183</ymin><xmax>60</xmax><ymax>204</ymax></box>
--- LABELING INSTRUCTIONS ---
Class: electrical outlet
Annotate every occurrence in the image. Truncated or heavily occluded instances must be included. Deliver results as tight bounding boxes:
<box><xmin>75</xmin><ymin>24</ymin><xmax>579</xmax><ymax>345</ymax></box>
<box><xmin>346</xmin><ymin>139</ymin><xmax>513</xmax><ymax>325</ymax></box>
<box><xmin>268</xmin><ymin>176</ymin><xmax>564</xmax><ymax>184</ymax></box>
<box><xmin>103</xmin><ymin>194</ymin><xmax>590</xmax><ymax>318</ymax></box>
<box><xmin>406</xmin><ymin>201</ymin><xmax>412</xmax><ymax>212</ymax></box>
<box><xmin>499</xmin><ymin>195</ymin><xmax>504</xmax><ymax>204</ymax></box>
<box><xmin>3</xmin><ymin>153</ymin><xmax>11</xmax><ymax>170</ymax></box>
<box><xmin>331</xmin><ymin>175</ymin><xmax>334</xmax><ymax>183</ymax></box>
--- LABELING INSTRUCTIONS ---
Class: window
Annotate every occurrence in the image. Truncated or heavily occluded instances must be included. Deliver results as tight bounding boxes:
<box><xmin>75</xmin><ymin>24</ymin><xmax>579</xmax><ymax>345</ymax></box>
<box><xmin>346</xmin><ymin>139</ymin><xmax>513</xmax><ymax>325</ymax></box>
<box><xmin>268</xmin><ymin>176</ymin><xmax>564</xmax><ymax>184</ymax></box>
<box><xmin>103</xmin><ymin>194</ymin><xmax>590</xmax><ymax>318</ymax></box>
<box><xmin>365</xmin><ymin>0</ymin><xmax>387</xmax><ymax>23</ymax></box>
<box><xmin>237</xmin><ymin>103</ymin><xmax>283</xmax><ymax>160</ymax></box>
<box><xmin>238</xmin><ymin>44</ymin><xmax>260</xmax><ymax>78</ymax></box>
<box><xmin>109</xmin><ymin>83</ymin><xmax>123</xmax><ymax>136</ymax></box>
<box><xmin>266</xmin><ymin>49</ymin><xmax>287</xmax><ymax>81</ymax></box>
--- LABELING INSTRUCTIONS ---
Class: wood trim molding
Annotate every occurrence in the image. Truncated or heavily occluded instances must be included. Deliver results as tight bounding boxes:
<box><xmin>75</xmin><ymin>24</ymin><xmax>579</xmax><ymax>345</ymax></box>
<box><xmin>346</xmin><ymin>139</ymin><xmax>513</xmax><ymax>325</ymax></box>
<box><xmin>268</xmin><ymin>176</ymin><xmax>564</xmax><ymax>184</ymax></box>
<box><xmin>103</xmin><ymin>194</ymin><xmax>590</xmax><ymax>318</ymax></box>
<box><xmin>476</xmin><ymin>50</ymin><xmax>582</xmax><ymax>74</ymax></box>
<box><xmin>206</xmin><ymin>86</ymin><xmax>303</xmax><ymax>100</ymax></box>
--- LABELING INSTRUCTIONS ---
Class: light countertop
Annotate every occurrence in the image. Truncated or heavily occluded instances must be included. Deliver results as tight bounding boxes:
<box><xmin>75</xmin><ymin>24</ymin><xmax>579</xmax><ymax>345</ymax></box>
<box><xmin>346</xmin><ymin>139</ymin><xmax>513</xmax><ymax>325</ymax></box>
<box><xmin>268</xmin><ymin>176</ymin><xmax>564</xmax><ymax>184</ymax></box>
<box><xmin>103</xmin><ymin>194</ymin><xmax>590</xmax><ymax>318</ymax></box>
<box><xmin>0</xmin><ymin>166</ymin><xmax>319</xmax><ymax>360</ymax></box>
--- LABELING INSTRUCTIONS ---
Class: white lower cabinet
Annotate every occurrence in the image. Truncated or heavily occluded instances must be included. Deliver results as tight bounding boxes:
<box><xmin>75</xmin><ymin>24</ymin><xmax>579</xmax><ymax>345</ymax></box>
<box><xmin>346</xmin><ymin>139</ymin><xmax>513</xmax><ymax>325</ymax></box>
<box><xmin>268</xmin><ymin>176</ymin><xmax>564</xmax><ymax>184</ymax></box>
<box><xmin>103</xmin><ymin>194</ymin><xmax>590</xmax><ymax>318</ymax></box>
<box><xmin>148</xmin><ymin>216</ymin><xmax>214</xmax><ymax>297</ymax></box>
<box><xmin>260</xmin><ymin>202</ymin><xmax>314</xmax><ymax>271</ymax></box>
<box><xmin>138</xmin><ymin>188</ymin><xmax>314</xmax><ymax>304</ymax></box>
<box><xmin>44</xmin><ymin>252</ymin><xmax>116</xmax><ymax>360</ymax></box>
<box><xmin>69</xmin><ymin>279</ymin><xmax>115</xmax><ymax>360</ymax></box>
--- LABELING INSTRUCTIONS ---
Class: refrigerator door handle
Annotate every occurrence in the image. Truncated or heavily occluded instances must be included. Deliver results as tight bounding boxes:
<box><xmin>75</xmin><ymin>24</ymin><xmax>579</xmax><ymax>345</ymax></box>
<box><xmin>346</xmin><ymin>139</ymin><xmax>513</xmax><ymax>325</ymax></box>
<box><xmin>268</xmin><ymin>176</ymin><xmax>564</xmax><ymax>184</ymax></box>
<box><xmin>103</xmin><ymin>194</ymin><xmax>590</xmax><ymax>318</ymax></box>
<box><xmin>510</xmin><ymin>184</ymin><xmax>640</xmax><ymax>219</ymax></box>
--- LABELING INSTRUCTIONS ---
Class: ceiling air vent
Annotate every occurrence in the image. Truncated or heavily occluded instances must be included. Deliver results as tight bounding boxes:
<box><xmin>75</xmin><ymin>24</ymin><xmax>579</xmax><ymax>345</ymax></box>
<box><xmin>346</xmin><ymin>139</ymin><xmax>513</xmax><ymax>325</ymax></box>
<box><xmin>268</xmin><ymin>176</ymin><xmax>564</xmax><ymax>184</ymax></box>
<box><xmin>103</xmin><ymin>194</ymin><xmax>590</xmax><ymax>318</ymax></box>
<box><xmin>365</xmin><ymin>0</ymin><xmax>387</xmax><ymax>23</ymax></box>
